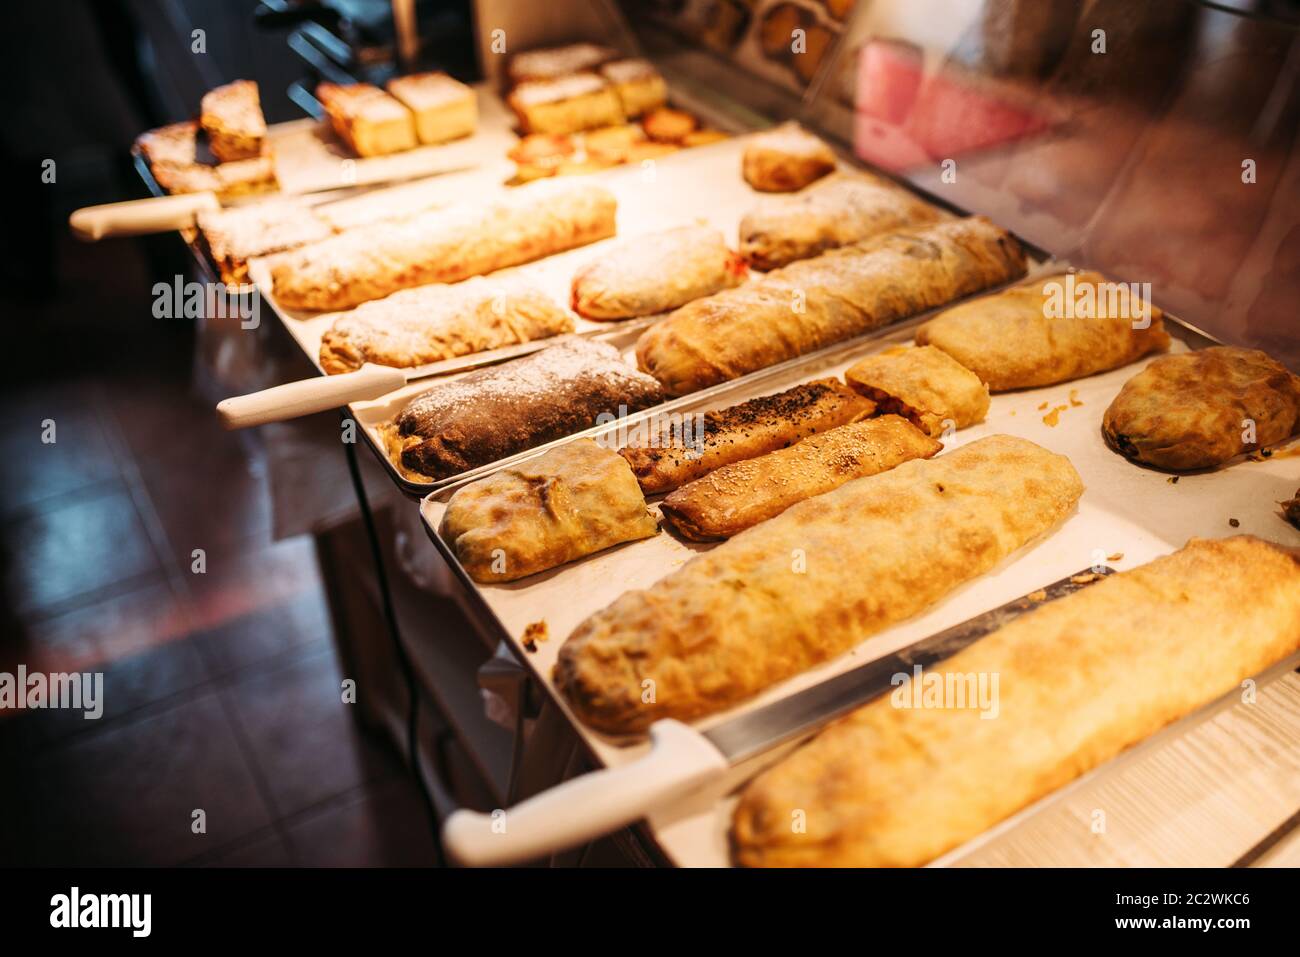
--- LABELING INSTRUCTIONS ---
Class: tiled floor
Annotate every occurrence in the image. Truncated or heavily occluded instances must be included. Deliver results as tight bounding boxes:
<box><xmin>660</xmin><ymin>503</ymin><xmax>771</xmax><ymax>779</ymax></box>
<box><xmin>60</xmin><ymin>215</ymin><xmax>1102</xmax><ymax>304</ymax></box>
<box><xmin>0</xmin><ymin>233</ymin><xmax>439</xmax><ymax>867</ymax></box>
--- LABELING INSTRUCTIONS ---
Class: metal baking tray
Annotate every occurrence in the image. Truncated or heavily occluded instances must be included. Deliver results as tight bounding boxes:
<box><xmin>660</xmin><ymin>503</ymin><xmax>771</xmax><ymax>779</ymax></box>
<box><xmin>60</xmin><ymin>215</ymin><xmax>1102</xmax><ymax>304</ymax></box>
<box><xmin>250</xmin><ymin>132</ymin><xmax>983</xmax><ymax>499</ymax></box>
<box><xmin>416</xmin><ymin>309</ymin><xmax>1300</xmax><ymax>867</ymax></box>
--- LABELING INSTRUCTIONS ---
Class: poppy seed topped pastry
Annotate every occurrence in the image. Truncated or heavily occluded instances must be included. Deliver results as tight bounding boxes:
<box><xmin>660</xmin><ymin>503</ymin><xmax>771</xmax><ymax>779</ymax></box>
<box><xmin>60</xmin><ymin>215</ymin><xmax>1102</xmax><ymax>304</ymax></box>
<box><xmin>271</xmin><ymin>180</ymin><xmax>617</xmax><ymax>311</ymax></box>
<box><xmin>659</xmin><ymin>415</ymin><xmax>941</xmax><ymax>541</ymax></box>
<box><xmin>619</xmin><ymin>378</ymin><xmax>875</xmax><ymax>494</ymax></box>
<box><xmin>319</xmin><ymin>277</ymin><xmax>573</xmax><ymax>374</ymax></box>
<box><xmin>1102</xmin><ymin>346</ymin><xmax>1300</xmax><ymax>471</ymax></box>
<box><xmin>384</xmin><ymin>338</ymin><xmax>664</xmax><ymax>482</ymax></box>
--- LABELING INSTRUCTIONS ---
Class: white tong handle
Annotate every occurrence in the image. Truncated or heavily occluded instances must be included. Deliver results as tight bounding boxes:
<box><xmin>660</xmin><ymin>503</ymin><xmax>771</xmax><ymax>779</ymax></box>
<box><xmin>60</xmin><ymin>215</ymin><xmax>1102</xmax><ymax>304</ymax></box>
<box><xmin>69</xmin><ymin>192</ymin><xmax>222</xmax><ymax>240</ymax></box>
<box><xmin>443</xmin><ymin>720</ymin><xmax>728</xmax><ymax>867</ymax></box>
<box><xmin>216</xmin><ymin>363</ymin><xmax>409</xmax><ymax>430</ymax></box>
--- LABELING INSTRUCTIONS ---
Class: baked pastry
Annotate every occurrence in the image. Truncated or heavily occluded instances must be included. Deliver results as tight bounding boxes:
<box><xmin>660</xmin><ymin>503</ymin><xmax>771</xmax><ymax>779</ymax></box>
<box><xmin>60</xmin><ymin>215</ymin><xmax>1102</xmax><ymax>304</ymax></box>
<box><xmin>271</xmin><ymin>180</ymin><xmax>617</xmax><ymax>311</ymax></box>
<box><xmin>1102</xmin><ymin>346</ymin><xmax>1300</xmax><ymax>471</ymax></box>
<box><xmin>739</xmin><ymin>172</ymin><xmax>943</xmax><ymax>269</ymax></box>
<box><xmin>200</xmin><ymin>80</ymin><xmax>267</xmax><ymax>162</ymax></box>
<box><xmin>386</xmin><ymin>72</ymin><xmax>477</xmax><ymax>144</ymax></box>
<box><xmin>582</xmin><ymin>124</ymin><xmax>645</xmax><ymax>163</ymax></box>
<box><xmin>198</xmin><ymin>200</ymin><xmax>334</xmax><ymax>285</ymax></box>
<box><xmin>637</xmin><ymin>216</ymin><xmax>1027</xmax><ymax>396</ymax></box>
<box><xmin>1283</xmin><ymin>490</ymin><xmax>1300</xmax><ymax>530</ymax></box>
<box><xmin>642</xmin><ymin>106</ymin><xmax>697</xmax><ymax>142</ymax></box>
<box><xmin>508</xmin><ymin>132</ymin><xmax>576</xmax><ymax>168</ymax></box>
<box><xmin>384</xmin><ymin>338</ymin><xmax>664</xmax><ymax>482</ymax></box>
<box><xmin>440</xmin><ymin>439</ymin><xmax>658</xmax><ymax>583</ymax></box>
<box><xmin>319</xmin><ymin>276</ymin><xmax>574</xmax><ymax>374</ymax></box>
<box><xmin>555</xmin><ymin>434</ymin><xmax>1084</xmax><ymax>732</ymax></box>
<box><xmin>620</xmin><ymin>378</ymin><xmax>874</xmax><ymax>494</ymax></box>
<box><xmin>742</xmin><ymin>122</ymin><xmax>837</xmax><ymax>192</ymax></box>
<box><xmin>571</xmin><ymin>225</ymin><xmax>746</xmax><ymax>320</ymax></box>
<box><xmin>682</xmin><ymin>129</ymin><xmax>729</xmax><ymax>148</ymax></box>
<box><xmin>508</xmin><ymin>74</ymin><xmax>625</xmax><ymax>135</ymax></box>
<box><xmin>660</xmin><ymin>416</ymin><xmax>940</xmax><ymax>540</ymax></box>
<box><xmin>317</xmin><ymin>83</ymin><xmax>417</xmax><ymax>156</ymax></box>
<box><xmin>135</xmin><ymin>122</ymin><xmax>276</xmax><ymax>197</ymax></box>
<box><xmin>915</xmin><ymin>271</ymin><xmax>1171</xmax><ymax>391</ymax></box>
<box><xmin>732</xmin><ymin>535</ymin><xmax>1300</xmax><ymax>867</ymax></box>
<box><xmin>508</xmin><ymin>43</ymin><xmax>620</xmax><ymax>83</ymax></box>
<box><xmin>599</xmin><ymin>59</ymin><xmax>668</xmax><ymax>117</ymax></box>
<box><xmin>844</xmin><ymin>345</ymin><xmax>990</xmax><ymax>437</ymax></box>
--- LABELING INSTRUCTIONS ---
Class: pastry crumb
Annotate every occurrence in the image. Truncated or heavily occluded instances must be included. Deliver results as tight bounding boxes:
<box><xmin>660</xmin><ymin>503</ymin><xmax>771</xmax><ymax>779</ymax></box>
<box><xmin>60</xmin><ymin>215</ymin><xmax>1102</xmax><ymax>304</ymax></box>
<box><xmin>522</xmin><ymin>620</ymin><xmax>549</xmax><ymax>652</ymax></box>
<box><xmin>1071</xmin><ymin>572</ymin><xmax>1100</xmax><ymax>584</ymax></box>
<box><xmin>1037</xmin><ymin>401</ymin><xmax>1049</xmax><ymax>411</ymax></box>
<box><xmin>1107</xmin><ymin>552</ymin><xmax>1124</xmax><ymax>562</ymax></box>
<box><xmin>1026</xmin><ymin>589</ymin><xmax>1047</xmax><ymax>602</ymax></box>
<box><xmin>1068</xmin><ymin>389</ymin><xmax>1082</xmax><ymax>407</ymax></box>
<box><xmin>1167</xmin><ymin>476</ymin><xmax>1179</xmax><ymax>484</ymax></box>
<box><xmin>1228</xmin><ymin>518</ymin><xmax>1240</xmax><ymax>528</ymax></box>
<box><xmin>1042</xmin><ymin>405</ymin><xmax>1067</xmax><ymax>427</ymax></box>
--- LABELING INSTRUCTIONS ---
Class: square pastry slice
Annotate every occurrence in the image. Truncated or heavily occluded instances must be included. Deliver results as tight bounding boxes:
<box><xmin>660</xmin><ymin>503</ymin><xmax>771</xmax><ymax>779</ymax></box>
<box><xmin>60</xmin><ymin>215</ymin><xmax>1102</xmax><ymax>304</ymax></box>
<box><xmin>599</xmin><ymin>58</ymin><xmax>667</xmax><ymax>117</ymax></box>
<box><xmin>507</xmin><ymin>42</ymin><xmax>619</xmax><ymax>83</ymax></box>
<box><xmin>317</xmin><ymin>83</ymin><xmax>417</xmax><ymax>156</ymax></box>
<box><xmin>507</xmin><ymin>73</ymin><xmax>625</xmax><ymax>135</ymax></box>
<box><xmin>135</xmin><ymin>121</ymin><xmax>276</xmax><ymax>197</ymax></box>
<box><xmin>200</xmin><ymin>79</ymin><xmax>268</xmax><ymax>162</ymax></box>
<box><xmin>386</xmin><ymin>72</ymin><xmax>477</xmax><ymax>144</ymax></box>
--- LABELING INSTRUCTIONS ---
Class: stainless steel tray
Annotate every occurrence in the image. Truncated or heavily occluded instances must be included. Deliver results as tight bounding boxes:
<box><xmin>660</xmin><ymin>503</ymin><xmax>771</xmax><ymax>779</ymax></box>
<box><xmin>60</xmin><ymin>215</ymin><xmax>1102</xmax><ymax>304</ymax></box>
<box><xmin>417</xmin><ymin>309</ymin><xmax>1300</xmax><ymax>867</ymax></box>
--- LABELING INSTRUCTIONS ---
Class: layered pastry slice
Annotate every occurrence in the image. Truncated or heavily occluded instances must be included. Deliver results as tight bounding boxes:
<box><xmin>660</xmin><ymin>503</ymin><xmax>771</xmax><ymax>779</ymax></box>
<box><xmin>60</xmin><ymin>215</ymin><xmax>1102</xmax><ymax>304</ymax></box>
<box><xmin>135</xmin><ymin>121</ymin><xmax>276</xmax><ymax>197</ymax></box>
<box><xmin>507</xmin><ymin>73</ymin><xmax>625</xmax><ymax>135</ymax></box>
<box><xmin>599</xmin><ymin>58</ymin><xmax>668</xmax><ymax>117</ymax></box>
<box><xmin>386</xmin><ymin>72</ymin><xmax>477</xmax><ymax>144</ymax></box>
<box><xmin>200</xmin><ymin>79</ymin><xmax>268</xmax><ymax>162</ymax></box>
<box><xmin>317</xmin><ymin>82</ymin><xmax>417</xmax><ymax>156</ymax></box>
<box><xmin>507</xmin><ymin>42</ymin><xmax>620</xmax><ymax>83</ymax></box>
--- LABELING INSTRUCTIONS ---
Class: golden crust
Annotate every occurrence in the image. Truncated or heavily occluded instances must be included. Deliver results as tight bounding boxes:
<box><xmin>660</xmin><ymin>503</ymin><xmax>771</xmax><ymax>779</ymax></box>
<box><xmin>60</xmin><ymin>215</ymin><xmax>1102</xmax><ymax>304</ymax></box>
<box><xmin>318</xmin><ymin>277</ymin><xmax>573</xmax><ymax>374</ymax></box>
<box><xmin>386</xmin><ymin>72</ymin><xmax>477</xmax><ymax>144</ymax></box>
<box><xmin>554</xmin><ymin>434</ymin><xmax>1084</xmax><ymax>733</ymax></box>
<box><xmin>636</xmin><ymin>217</ymin><xmax>1027</xmax><ymax>397</ymax></box>
<box><xmin>845</xmin><ymin>345</ymin><xmax>990</xmax><ymax>437</ymax></box>
<box><xmin>1102</xmin><ymin>346</ymin><xmax>1300</xmax><ymax>471</ymax></box>
<box><xmin>508</xmin><ymin>74</ymin><xmax>625</xmax><ymax>135</ymax></box>
<box><xmin>619</xmin><ymin>378</ymin><xmax>875</xmax><ymax>494</ymax></box>
<box><xmin>440</xmin><ymin>439</ymin><xmax>658</xmax><ymax>583</ymax></box>
<box><xmin>570</xmin><ymin>225</ymin><xmax>746</xmax><ymax>320</ymax></box>
<box><xmin>271</xmin><ymin>180</ymin><xmax>616</xmax><ymax>311</ymax></box>
<box><xmin>200</xmin><ymin>80</ymin><xmax>267</xmax><ymax>162</ymax></box>
<box><xmin>742</xmin><ymin>122</ymin><xmax>837</xmax><ymax>192</ymax></box>
<box><xmin>739</xmin><ymin>173</ymin><xmax>943</xmax><ymax>270</ymax></box>
<box><xmin>317</xmin><ymin>82</ymin><xmax>417</xmax><ymax>156</ymax></box>
<box><xmin>915</xmin><ymin>271</ymin><xmax>1171</xmax><ymax>391</ymax></box>
<box><xmin>136</xmin><ymin>121</ymin><xmax>277</xmax><ymax>198</ymax></box>
<box><xmin>660</xmin><ymin>415</ymin><xmax>941</xmax><ymax>540</ymax></box>
<box><xmin>732</xmin><ymin>536</ymin><xmax>1300</xmax><ymax>867</ymax></box>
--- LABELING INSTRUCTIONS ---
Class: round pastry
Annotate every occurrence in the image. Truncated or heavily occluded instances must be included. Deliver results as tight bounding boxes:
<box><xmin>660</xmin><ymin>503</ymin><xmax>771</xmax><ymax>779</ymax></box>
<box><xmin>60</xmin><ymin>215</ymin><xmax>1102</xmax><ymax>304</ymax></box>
<box><xmin>642</xmin><ymin>106</ymin><xmax>697</xmax><ymax>142</ymax></box>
